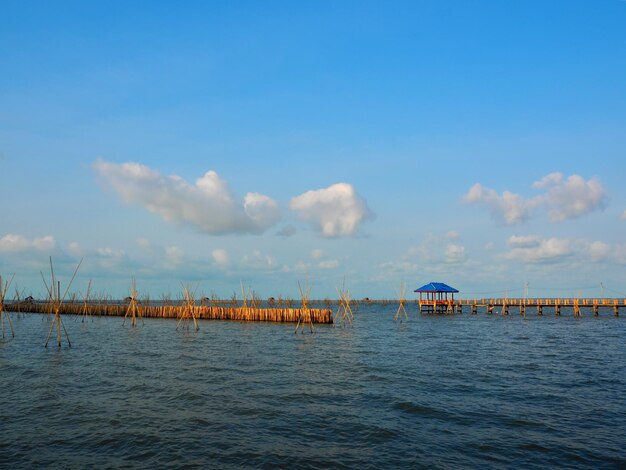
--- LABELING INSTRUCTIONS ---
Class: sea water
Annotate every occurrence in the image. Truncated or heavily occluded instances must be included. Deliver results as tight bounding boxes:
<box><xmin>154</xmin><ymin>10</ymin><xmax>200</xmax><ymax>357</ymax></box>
<box><xmin>1</xmin><ymin>306</ymin><xmax>625</xmax><ymax>469</ymax></box>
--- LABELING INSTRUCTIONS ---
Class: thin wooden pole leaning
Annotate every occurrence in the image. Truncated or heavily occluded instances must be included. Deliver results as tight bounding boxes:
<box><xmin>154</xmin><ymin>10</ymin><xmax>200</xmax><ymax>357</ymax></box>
<box><xmin>240</xmin><ymin>280</ymin><xmax>250</xmax><ymax>309</ymax></box>
<box><xmin>45</xmin><ymin>257</ymin><xmax>83</xmax><ymax>348</ymax></box>
<box><xmin>12</xmin><ymin>284</ymin><xmax>26</xmax><ymax>318</ymax></box>
<box><xmin>0</xmin><ymin>274</ymin><xmax>16</xmax><ymax>338</ymax></box>
<box><xmin>176</xmin><ymin>283</ymin><xmax>199</xmax><ymax>331</ymax></box>
<box><xmin>123</xmin><ymin>278</ymin><xmax>143</xmax><ymax>327</ymax></box>
<box><xmin>394</xmin><ymin>282</ymin><xmax>409</xmax><ymax>323</ymax></box>
<box><xmin>40</xmin><ymin>270</ymin><xmax>55</xmax><ymax>316</ymax></box>
<box><xmin>295</xmin><ymin>279</ymin><xmax>314</xmax><ymax>334</ymax></box>
<box><xmin>81</xmin><ymin>280</ymin><xmax>93</xmax><ymax>323</ymax></box>
<box><xmin>335</xmin><ymin>280</ymin><xmax>354</xmax><ymax>327</ymax></box>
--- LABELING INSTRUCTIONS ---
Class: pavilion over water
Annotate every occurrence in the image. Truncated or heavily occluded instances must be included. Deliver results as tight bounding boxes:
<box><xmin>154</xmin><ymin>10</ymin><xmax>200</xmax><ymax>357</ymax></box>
<box><xmin>414</xmin><ymin>282</ymin><xmax>459</xmax><ymax>314</ymax></box>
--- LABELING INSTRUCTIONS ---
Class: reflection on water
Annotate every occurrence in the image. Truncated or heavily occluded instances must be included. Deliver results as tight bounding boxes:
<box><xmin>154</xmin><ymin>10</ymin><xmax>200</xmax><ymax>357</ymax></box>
<box><xmin>1</xmin><ymin>307</ymin><xmax>625</xmax><ymax>469</ymax></box>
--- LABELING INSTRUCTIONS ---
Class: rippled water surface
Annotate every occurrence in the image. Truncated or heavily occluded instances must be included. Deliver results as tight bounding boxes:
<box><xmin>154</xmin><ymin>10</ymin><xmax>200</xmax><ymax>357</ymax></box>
<box><xmin>1</xmin><ymin>307</ymin><xmax>625</xmax><ymax>469</ymax></box>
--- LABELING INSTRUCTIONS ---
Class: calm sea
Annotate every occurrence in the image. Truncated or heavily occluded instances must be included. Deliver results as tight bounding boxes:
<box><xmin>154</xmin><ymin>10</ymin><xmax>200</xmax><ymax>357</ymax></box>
<box><xmin>1</xmin><ymin>306</ymin><xmax>625</xmax><ymax>469</ymax></box>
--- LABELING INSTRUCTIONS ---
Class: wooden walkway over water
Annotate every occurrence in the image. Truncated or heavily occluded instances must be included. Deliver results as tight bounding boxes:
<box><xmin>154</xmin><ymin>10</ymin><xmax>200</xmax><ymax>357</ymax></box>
<box><xmin>419</xmin><ymin>298</ymin><xmax>625</xmax><ymax>316</ymax></box>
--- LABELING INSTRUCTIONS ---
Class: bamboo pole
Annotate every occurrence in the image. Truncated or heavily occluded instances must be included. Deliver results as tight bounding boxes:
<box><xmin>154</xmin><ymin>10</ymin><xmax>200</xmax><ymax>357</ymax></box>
<box><xmin>81</xmin><ymin>280</ymin><xmax>93</xmax><ymax>323</ymax></box>
<box><xmin>394</xmin><ymin>282</ymin><xmax>409</xmax><ymax>323</ymax></box>
<box><xmin>123</xmin><ymin>278</ymin><xmax>143</xmax><ymax>328</ymax></box>
<box><xmin>335</xmin><ymin>282</ymin><xmax>354</xmax><ymax>327</ymax></box>
<box><xmin>44</xmin><ymin>257</ymin><xmax>82</xmax><ymax>348</ymax></box>
<box><xmin>0</xmin><ymin>274</ymin><xmax>16</xmax><ymax>338</ymax></box>
<box><xmin>176</xmin><ymin>284</ymin><xmax>199</xmax><ymax>331</ymax></box>
<box><xmin>295</xmin><ymin>279</ymin><xmax>314</xmax><ymax>334</ymax></box>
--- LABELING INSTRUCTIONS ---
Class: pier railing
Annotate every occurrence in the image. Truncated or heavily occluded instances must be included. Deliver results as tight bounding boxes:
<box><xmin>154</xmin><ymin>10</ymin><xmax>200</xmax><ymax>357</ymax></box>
<box><xmin>420</xmin><ymin>297</ymin><xmax>625</xmax><ymax>316</ymax></box>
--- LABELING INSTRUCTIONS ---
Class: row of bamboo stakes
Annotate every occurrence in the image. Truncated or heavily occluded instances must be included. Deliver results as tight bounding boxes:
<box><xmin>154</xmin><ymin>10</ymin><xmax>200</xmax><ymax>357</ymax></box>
<box><xmin>1</xmin><ymin>259</ymin><xmax>345</xmax><ymax>347</ymax></box>
<box><xmin>2</xmin><ymin>258</ymin><xmax>624</xmax><ymax>349</ymax></box>
<box><xmin>10</xmin><ymin>301</ymin><xmax>334</xmax><ymax>324</ymax></box>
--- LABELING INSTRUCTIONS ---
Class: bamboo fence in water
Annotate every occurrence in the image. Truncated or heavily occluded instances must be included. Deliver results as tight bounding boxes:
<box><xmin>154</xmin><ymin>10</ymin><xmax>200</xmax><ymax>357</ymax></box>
<box><xmin>8</xmin><ymin>302</ymin><xmax>334</xmax><ymax>324</ymax></box>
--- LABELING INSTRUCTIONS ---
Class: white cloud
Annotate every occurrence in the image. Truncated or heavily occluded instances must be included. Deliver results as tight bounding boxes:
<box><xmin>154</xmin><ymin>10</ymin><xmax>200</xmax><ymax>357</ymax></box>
<box><xmin>533</xmin><ymin>172</ymin><xmax>606</xmax><ymax>222</ymax></box>
<box><xmin>318</xmin><ymin>259</ymin><xmax>339</xmax><ymax>269</ymax></box>
<box><xmin>289</xmin><ymin>183</ymin><xmax>373</xmax><ymax>237</ymax></box>
<box><xmin>0</xmin><ymin>234</ymin><xmax>55</xmax><ymax>253</ymax></box>
<box><xmin>445</xmin><ymin>244</ymin><xmax>467</xmax><ymax>263</ymax></box>
<box><xmin>621</xmin><ymin>210</ymin><xmax>626</xmax><ymax>221</ymax></box>
<box><xmin>508</xmin><ymin>234</ymin><xmax>541</xmax><ymax>248</ymax></box>
<box><xmin>165</xmin><ymin>246</ymin><xmax>184</xmax><ymax>264</ymax></box>
<box><xmin>502</xmin><ymin>235</ymin><xmax>622</xmax><ymax>265</ymax></box>
<box><xmin>67</xmin><ymin>241</ymin><xmax>84</xmax><ymax>257</ymax></box>
<box><xmin>464</xmin><ymin>173</ymin><xmax>606</xmax><ymax>225</ymax></box>
<box><xmin>615</xmin><ymin>245</ymin><xmax>626</xmax><ymax>264</ymax></box>
<box><xmin>502</xmin><ymin>235</ymin><xmax>570</xmax><ymax>263</ymax></box>
<box><xmin>136</xmin><ymin>238</ymin><xmax>152</xmax><ymax>250</ymax></box>
<box><xmin>311</xmin><ymin>249</ymin><xmax>324</xmax><ymax>259</ymax></box>
<box><xmin>242</xmin><ymin>250</ymin><xmax>277</xmax><ymax>270</ymax></box>
<box><xmin>446</xmin><ymin>230</ymin><xmax>460</xmax><ymax>240</ymax></box>
<box><xmin>403</xmin><ymin>232</ymin><xmax>468</xmax><ymax>265</ymax></box>
<box><xmin>96</xmin><ymin>246</ymin><xmax>126</xmax><ymax>258</ymax></box>
<box><xmin>294</xmin><ymin>261</ymin><xmax>310</xmax><ymax>272</ymax></box>
<box><xmin>212</xmin><ymin>249</ymin><xmax>230</xmax><ymax>267</ymax></box>
<box><xmin>94</xmin><ymin>159</ymin><xmax>281</xmax><ymax>235</ymax></box>
<box><xmin>378</xmin><ymin>261</ymin><xmax>419</xmax><ymax>274</ymax></box>
<box><xmin>464</xmin><ymin>183</ymin><xmax>537</xmax><ymax>225</ymax></box>
<box><xmin>585</xmin><ymin>241</ymin><xmax>610</xmax><ymax>262</ymax></box>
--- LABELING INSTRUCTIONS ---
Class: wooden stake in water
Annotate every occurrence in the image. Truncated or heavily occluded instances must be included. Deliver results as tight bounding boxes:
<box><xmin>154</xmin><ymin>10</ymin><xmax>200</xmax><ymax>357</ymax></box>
<box><xmin>176</xmin><ymin>283</ymin><xmax>199</xmax><ymax>331</ymax></box>
<box><xmin>45</xmin><ymin>257</ymin><xmax>82</xmax><ymax>348</ymax></box>
<box><xmin>0</xmin><ymin>274</ymin><xmax>16</xmax><ymax>338</ymax></box>
<box><xmin>123</xmin><ymin>278</ymin><xmax>143</xmax><ymax>327</ymax></box>
<box><xmin>295</xmin><ymin>279</ymin><xmax>314</xmax><ymax>334</ymax></box>
<box><xmin>394</xmin><ymin>282</ymin><xmax>409</xmax><ymax>323</ymax></box>
<box><xmin>40</xmin><ymin>269</ymin><xmax>55</xmax><ymax>316</ymax></box>
<box><xmin>81</xmin><ymin>280</ymin><xmax>93</xmax><ymax>323</ymax></box>
<box><xmin>12</xmin><ymin>284</ymin><xmax>26</xmax><ymax>318</ymax></box>
<box><xmin>335</xmin><ymin>279</ymin><xmax>354</xmax><ymax>327</ymax></box>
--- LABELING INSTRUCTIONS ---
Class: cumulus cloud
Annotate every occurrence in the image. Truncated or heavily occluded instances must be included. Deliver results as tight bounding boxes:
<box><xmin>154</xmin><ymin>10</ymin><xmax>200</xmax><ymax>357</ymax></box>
<box><xmin>446</xmin><ymin>230</ymin><xmax>460</xmax><ymax>240</ymax></box>
<box><xmin>0</xmin><ymin>234</ymin><xmax>55</xmax><ymax>253</ymax></box>
<box><xmin>464</xmin><ymin>173</ymin><xmax>607</xmax><ymax>225</ymax></box>
<box><xmin>615</xmin><ymin>245</ymin><xmax>626</xmax><ymax>264</ymax></box>
<box><xmin>508</xmin><ymin>234</ymin><xmax>542</xmax><ymax>248</ymax></box>
<box><xmin>533</xmin><ymin>172</ymin><xmax>606</xmax><ymax>222</ymax></box>
<box><xmin>293</xmin><ymin>261</ymin><xmax>312</xmax><ymax>273</ymax></box>
<box><xmin>67</xmin><ymin>241</ymin><xmax>84</xmax><ymax>257</ymax></box>
<box><xmin>464</xmin><ymin>183</ymin><xmax>540</xmax><ymax>225</ymax></box>
<box><xmin>94</xmin><ymin>160</ymin><xmax>281</xmax><ymax>235</ymax></box>
<box><xmin>378</xmin><ymin>260</ymin><xmax>419</xmax><ymax>274</ymax></box>
<box><xmin>165</xmin><ymin>246</ymin><xmax>184</xmax><ymax>264</ymax></box>
<box><xmin>211</xmin><ymin>249</ymin><xmax>230</xmax><ymax>267</ymax></box>
<box><xmin>403</xmin><ymin>232</ymin><xmax>468</xmax><ymax>265</ymax></box>
<box><xmin>621</xmin><ymin>210</ymin><xmax>626</xmax><ymax>221</ymax></box>
<box><xmin>318</xmin><ymin>259</ymin><xmax>339</xmax><ymax>269</ymax></box>
<box><xmin>289</xmin><ymin>183</ymin><xmax>373</xmax><ymax>237</ymax></box>
<box><xmin>585</xmin><ymin>241</ymin><xmax>610</xmax><ymax>262</ymax></box>
<box><xmin>96</xmin><ymin>246</ymin><xmax>126</xmax><ymax>258</ymax></box>
<box><xmin>242</xmin><ymin>250</ymin><xmax>277</xmax><ymax>270</ymax></box>
<box><xmin>311</xmin><ymin>249</ymin><xmax>324</xmax><ymax>260</ymax></box>
<box><xmin>502</xmin><ymin>235</ymin><xmax>571</xmax><ymax>263</ymax></box>
<box><xmin>445</xmin><ymin>244</ymin><xmax>467</xmax><ymax>264</ymax></box>
<box><xmin>502</xmin><ymin>234</ymin><xmax>621</xmax><ymax>265</ymax></box>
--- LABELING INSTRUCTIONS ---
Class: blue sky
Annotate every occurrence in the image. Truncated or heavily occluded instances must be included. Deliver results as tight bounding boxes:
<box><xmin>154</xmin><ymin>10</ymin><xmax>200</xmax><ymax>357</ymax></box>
<box><xmin>1</xmin><ymin>0</ymin><xmax>625</xmax><ymax>300</ymax></box>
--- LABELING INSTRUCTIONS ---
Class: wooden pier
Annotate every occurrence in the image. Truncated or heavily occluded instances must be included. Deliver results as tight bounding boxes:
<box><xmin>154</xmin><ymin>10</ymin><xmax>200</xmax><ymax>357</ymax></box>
<box><xmin>419</xmin><ymin>298</ymin><xmax>625</xmax><ymax>316</ymax></box>
<box><xmin>6</xmin><ymin>302</ymin><xmax>334</xmax><ymax>324</ymax></box>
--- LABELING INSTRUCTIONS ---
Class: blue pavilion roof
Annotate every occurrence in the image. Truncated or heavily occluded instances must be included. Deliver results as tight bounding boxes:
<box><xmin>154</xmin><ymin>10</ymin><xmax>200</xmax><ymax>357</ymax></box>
<box><xmin>414</xmin><ymin>282</ymin><xmax>459</xmax><ymax>293</ymax></box>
